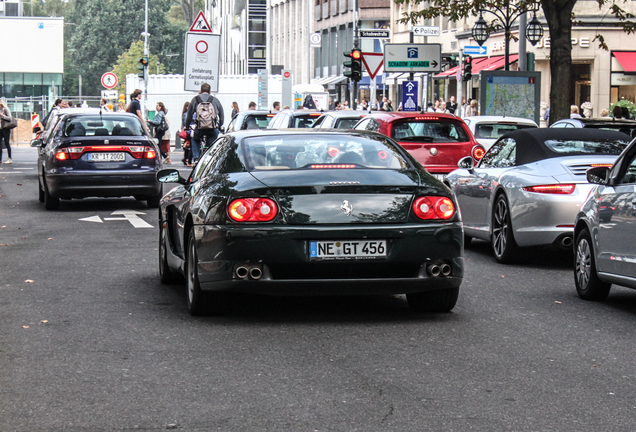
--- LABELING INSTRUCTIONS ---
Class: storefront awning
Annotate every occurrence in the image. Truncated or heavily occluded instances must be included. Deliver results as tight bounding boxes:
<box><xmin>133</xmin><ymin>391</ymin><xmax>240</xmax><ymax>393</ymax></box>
<box><xmin>432</xmin><ymin>55</ymin><xmax>519</xmax><ymax>79</ymax></box>
<box><xmin>613</xmin><ymin>52</ymin><xmax>636</xmax><ymax>72</ymax></box>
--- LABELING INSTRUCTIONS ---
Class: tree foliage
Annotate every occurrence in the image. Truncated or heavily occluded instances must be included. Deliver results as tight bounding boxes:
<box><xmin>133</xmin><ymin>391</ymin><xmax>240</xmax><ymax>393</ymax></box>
<box><xmin>111</xmin><ymin>41</ymin><xmax>166</xmax><ymax>92</ymax></box>
<box><xmin>63</xmin><ymin>0</ymin><xmax>185</xmax><ymax>95</ymax></box>
<box><xmin>395</xmin><ymin>0</ymin><xmax>636</xmax><ymax>124</ymax></box>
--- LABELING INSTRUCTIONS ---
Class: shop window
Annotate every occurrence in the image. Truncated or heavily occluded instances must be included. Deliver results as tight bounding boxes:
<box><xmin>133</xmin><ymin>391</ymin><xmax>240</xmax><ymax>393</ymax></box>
<box><xmin>4</xmin><ymin>73</ymin><xmax>23</xmax><ymax>86</ymax></box>
<box><xmin>24</xmin><ymin>73</ymin><xmax>43</xmax><ymax>86</ymax></box>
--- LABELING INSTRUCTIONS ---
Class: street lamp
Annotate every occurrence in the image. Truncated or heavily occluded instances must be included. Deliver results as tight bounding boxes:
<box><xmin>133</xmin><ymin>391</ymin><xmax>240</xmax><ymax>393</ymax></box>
<box><xmin>472</xmin><ymin>3</ymin><xmax>537</xmax><ymax>70</ymax></box>
<box><xmin>526</xmin><ymin>13</ymin><xmax>544</xmax><ymax>46</ymax></box>
<box><xmin>472</xmin><ymin>14</ymin><xmax>489</xmax><ymax>47</ymax></box>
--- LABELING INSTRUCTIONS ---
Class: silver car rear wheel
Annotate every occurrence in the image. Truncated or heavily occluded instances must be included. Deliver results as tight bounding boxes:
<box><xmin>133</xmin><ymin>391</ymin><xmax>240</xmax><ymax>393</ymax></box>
<box><xmin>574</xmin><ymin>228</ymin><xmax>611</xmax><ymax>300</ymax></box>
<box><xmin>491</xmin><ymin>194</ymin><xmax>519</xmax><ymax>263</ymax></box>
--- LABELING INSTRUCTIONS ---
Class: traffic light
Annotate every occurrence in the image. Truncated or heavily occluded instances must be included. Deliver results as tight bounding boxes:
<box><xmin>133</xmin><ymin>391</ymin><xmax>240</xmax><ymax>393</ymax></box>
<box><xmin>137</xmin><ymin>56</ymin><xmax>149</xmax><ymax>79</ymax></box>
<box><xmin>343</xmin><ymin>48</ymin><xmax>362</xmax><ymax>82</ymax></box>
<box><xmin>444</xmin><ymin>54</ymin><xmax>458</xmax><ymax>67</ymax></box>
<box><xmin>463</xmin><ymin>55</ymin><xmax>472</xmax><ymax>81</ymax></box>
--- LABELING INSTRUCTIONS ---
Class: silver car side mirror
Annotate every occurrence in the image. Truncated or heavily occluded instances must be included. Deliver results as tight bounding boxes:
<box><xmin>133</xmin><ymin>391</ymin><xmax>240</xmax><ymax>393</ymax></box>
<box><xmin>157</xmin><ymin>168</ymin><xmax>187</xmax><ymax>185</ymax></box>
<box><xmin>586</xmin><ymin>166</ymin><xmax>610</xmax><ymax>185</ymax></box>
<box><xmin>458</xmin><ymin>156</ymin><xmax>474</xmax><ymax>170</ymax></box>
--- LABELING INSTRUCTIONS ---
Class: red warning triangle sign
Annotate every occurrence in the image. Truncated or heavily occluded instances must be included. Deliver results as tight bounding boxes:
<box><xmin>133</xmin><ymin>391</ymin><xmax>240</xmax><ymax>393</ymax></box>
<box><xmin>189</xmin><ymin>11</ymin><xmax>212</xmax><ymax>33</ymax></box>
<box><xmin>361</xmin><ymin>52</ymin><xmax>384</xmax><ymax>79</ymax></box>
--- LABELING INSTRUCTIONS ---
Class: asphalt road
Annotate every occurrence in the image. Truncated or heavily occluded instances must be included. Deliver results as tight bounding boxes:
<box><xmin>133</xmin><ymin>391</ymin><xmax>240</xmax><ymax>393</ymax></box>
<box><xmin>2</xmin><ymin>146</ymin><xmax>636</xmax><ymax>431</ymax></box>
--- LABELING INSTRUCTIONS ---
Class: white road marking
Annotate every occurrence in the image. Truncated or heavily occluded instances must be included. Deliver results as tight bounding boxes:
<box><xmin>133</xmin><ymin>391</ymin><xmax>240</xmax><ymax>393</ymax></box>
<box><xmin>104</xmin><ymin>210</ymin><xmax>153</xmax><ymax>228</ymax></box>
<box><xmin>79</xmin><ymin>216</ymin><xmax>103</xmax><ymax>223</ymax></box>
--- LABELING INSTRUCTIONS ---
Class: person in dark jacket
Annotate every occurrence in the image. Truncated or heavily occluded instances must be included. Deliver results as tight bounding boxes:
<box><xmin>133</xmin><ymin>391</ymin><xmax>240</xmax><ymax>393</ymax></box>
<box><xmin>185</xmin><ymin>82</ymin><xmax>224</xmax><ymax>161</ymax></box>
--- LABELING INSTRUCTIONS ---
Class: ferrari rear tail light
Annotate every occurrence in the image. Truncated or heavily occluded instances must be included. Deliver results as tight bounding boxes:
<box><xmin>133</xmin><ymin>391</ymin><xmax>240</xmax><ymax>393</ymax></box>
<box><xmin>472</xmin><ymin>145</ymin><xmax>486</xmax><ymax>160</ymax></box>
<box><xmin>228</xmin><ymin>198</ymin><xmax>278</xmax><ymax>222</ymax></box>
<box><xmin>523</xmin><ymin>184</ymin><xmax>575</xmax><ymax>194</ymax></box>
<box><xmin>413</xmin><ymin>196</ymin><xmax>455</xmax><ymax>220</ymax></box>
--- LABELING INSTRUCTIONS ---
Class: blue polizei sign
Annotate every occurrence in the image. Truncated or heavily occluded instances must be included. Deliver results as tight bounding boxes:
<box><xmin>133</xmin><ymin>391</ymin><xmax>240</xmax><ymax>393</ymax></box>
<box><xmin>402</xmin><ymin>80</ymin><xmax>419</xmax><ymax>111</ymax></box>
<box><xmin>463</xmin><ymin>45</ymin><xmax>487</xmax><ymax>55</ymax></box>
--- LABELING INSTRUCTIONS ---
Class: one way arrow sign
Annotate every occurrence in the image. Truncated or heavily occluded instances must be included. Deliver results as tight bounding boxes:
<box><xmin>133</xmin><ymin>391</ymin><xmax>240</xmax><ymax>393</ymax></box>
<box><xmin>463</xmin><ymin>45</ymin><xmax>487</xmax><ymax>55</ymax></box>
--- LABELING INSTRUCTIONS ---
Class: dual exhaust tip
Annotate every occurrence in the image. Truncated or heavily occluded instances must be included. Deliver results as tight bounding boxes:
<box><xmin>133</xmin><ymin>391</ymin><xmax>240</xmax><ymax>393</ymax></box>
<box><xmin>236</xmin><ymin>265</ymin><xmax>262</xmax><ymax>280</ymax></box>
<box><xmin>428</xmin><ymin>263</ymin><xmax>452</xmax><ymax>277</ymax></box>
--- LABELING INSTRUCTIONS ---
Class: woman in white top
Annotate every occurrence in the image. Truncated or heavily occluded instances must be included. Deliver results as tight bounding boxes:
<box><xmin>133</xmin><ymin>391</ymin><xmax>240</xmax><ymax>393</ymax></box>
<box><xmin>0</xmin><ymin>98</ymin><xmax>13</xmax><ymax>164</ymax></box>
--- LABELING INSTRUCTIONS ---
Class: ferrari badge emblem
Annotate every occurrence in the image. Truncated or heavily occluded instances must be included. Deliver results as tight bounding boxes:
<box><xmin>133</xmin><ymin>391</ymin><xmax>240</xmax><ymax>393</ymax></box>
<box><xmin>341</xmin><ymin>200</ymin><xmax>353</xmax><ymax>216</ymax></box>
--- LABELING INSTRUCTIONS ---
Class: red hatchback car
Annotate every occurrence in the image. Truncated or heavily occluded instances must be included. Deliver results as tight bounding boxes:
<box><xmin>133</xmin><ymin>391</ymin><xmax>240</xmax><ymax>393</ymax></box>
<box><xmin>354</xmin><ymin>112</ymin><xmax>484</xmax><ymax>178</ymax></box>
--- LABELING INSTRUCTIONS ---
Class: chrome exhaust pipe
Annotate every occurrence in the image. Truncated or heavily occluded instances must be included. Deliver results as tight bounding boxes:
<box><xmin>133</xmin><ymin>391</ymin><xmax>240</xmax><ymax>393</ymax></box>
<box><xmin>441</xmin><ymin>264</ymin><xmax>452</xmax><ymax>277</ymax></box>
<box><xmin>236</xmin><ymin>266</ymin><xmax>249</xmax><ymax>279</ymax></box>
<box><xmin>560</xmin><ymin>236</ymin><xmax>573</xmax><ymax>248</ymax></box>
<box><xmin>428</xmin><ymin>264</ymin><xmax>441</xmax><ymax>277</ymax></box>
<box><xmin>249</xmin><ymin>266</ymin><xmax>263</xmax><ymax>280</ymax></box>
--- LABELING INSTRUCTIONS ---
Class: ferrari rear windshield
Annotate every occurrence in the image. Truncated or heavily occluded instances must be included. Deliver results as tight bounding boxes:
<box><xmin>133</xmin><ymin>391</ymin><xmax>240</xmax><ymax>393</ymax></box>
<box><xmin>242</xmin><ymin>135</ymin><xmax>411</xmax><ymax>170</ymax></box>
<box><xmin>544</xmin><ymin>138</ymin><xmax>629</xmax><ymax>155</ymax></box>
<box><xmin>392</xmin><ymin>120</ymin><xmax>470</xmax><ymax>143</ymax></box>
<box><xmin>61</xmin><ymin>115</ymin><xmax>146</xmax><ymax>138</ymax></box>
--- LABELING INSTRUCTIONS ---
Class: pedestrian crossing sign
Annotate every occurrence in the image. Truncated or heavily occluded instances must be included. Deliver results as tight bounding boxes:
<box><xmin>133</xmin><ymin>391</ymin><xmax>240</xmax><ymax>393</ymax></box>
<box><xmin>189</xmin><ymin>11</ymin><xmax>212</xmax><ymax>33</ymax></box>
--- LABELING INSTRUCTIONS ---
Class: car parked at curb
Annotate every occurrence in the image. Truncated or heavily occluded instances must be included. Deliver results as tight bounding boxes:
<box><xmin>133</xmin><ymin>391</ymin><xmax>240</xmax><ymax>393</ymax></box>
<box><xmin>445</xmin><ymin>128</ymin><xmax>631</xmax><ymax>263</ymax></box>
<box><xmin>574</xmin><ymin>136</ymin><xmax>636</xmax><ymax>300</ymax></box>
<box><xmin>157</xmin><ymin>129</ymin><xmax>464</xmax><ymax>315</ymax></box>
<box><xmin>353</xmin><ymin>112</ymin><xmax>484</xmax><ymax>179</ymax></box>
<box><xmin>31</xmin><ymin>110</ymin><xmax>163</xmax><ymax>210</ymax></box>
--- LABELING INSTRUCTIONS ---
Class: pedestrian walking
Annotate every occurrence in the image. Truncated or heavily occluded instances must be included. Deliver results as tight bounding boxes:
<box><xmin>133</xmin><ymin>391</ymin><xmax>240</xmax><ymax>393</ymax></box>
<box><xmin>231</xmin><ymin>101</ymin><xmax>239</xmax><ymax>118</ymax></box>
<box><xmin>0</xmin><ymin>98</ymin><xmax>14</xmax><ymax>164</ymax></box>
<box><xmin>117</xmin><ymin>100</ymin><xmax>126</xmax><ymax>113</ymax></box>
<box><xmin>570</xmin><ymin>105</ymin><xmax>582</xmax><ymax>119</ymax></box>
<box><xmin>181</xmin><ymin>101</ymin><xmax>192</xmax><ymax>166</ymax></box>
<box><xmin>185</xmin><ymin>82</ymin><xmax>224</xmax><ymax>162</ymax></box>
<box><xmin>128</xmin><ymin>89</ymin><xmax>143</xmax><ymax>121</ymax></box>
<box><xmin>148</xmin><ymin>102</ymin><xmax>171</xmax><ymax>163</ymax></box>
<box><xmin>464</xmin><ymin>99</ymin><xmax>478</xmax><ymax>117</ymax></box>
<box><xmin>100</xmin><ymin>98</ymin><xmax>112</xmax><ymax>113</ymax></box>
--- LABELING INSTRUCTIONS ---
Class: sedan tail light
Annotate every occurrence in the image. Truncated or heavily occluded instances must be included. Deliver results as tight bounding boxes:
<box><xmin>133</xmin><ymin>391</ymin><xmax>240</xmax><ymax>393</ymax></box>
<box><xmin>228</xmin><ymin>198</ymin><xmax>278</xmax><ymax>222</ymax></box>
<box><xmin>522</xmin><ymin>184</ymin><xmax>575</xmax><ymax>194</ymax></box>
<box><xmin>412</xmin><ymin>196</ymin><xmax>455</xmax><ymax>220</ymax></box>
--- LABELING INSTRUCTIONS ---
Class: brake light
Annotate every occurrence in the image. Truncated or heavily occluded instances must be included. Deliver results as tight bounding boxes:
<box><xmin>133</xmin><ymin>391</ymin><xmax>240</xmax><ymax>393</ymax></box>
<box><xmin>522</xmin><ymin>184</ymin><xmax>575</xmax><ymax>194</ymax></box>
<box><xmin>591</xmin><ymin>164</ymin><xmax>612</xmax><ymax>168</ymax></box>
<box><xmin>328</xmin><ymin>146</ymin><xmax>340</xmax><ymax>157</ymax></box>
<box><xmin>415</xmin><ymin>116</ymin><xmax>439</xmax><ymax>120</ymax></box>
<box><xmin>472</xmin><ymin>145</ymin><xmax>486</xmax><ymax>160</ymax></box>
<box><xmin>55</xmin><ymin>149</ymin><xmax>69</xmax><ymax>161</ymax></box>
<box><xmin>68</xmin><ymin>147</ymin><xmax>85</xmax><ymax>159</ymax></box>
<box><xmin>309</xmin><ymin>113</ymin><xmax>322</xmax><ymax>117</ymax></box>
<box><xmin>412</xmin><ymin>196</ymin><xmax>455</xmax><ymax>220</ymax></box>
<box><xmin>310</xmin><ymin>164</ymin><xmax>357</xmax><ymax>169</ymax></box>
<box><xmin>267</xmin><ymin>114</ymin><xmax>276</xmax><ymax>117</ymax></box>
<box><xmin>228</xmin><ymin>198</ymin><xmax>278</xmax><ymax>222</ymax></box>
<box><xmin>144</xmin><ymin>147</ymin><xmax>156</xmax><ymax>159</ymax></box>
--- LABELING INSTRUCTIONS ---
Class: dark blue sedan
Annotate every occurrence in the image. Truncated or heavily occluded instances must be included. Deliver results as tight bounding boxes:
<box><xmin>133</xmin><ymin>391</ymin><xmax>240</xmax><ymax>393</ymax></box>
<box><xmin>31</xmin><ymin>109</ymin><xmax>163</xmax><ymax>210</ymax></box>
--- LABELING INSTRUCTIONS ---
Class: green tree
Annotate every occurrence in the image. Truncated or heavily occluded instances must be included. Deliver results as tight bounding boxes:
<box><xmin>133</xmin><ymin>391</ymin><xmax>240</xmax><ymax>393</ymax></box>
<box><xmin>111</xmin><ymin>40</ymin><xmax>165</xmax><ymax>91</ymax></box>
<box><xmin>63</xmin><ymin>0</ymin><xmax>184</xmax><ymax>95</ymax></box>
<box><xmin>395</xmin><ymin>0</ymin><xmax>636</xmax><ymax>124</ymax></box>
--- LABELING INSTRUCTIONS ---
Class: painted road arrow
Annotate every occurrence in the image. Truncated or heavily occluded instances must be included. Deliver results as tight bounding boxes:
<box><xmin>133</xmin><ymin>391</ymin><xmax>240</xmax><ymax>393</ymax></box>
<box><xmin>80</xmin><ymin>210</ymin><xmax>153</xmax><ymax>228</ymax></box>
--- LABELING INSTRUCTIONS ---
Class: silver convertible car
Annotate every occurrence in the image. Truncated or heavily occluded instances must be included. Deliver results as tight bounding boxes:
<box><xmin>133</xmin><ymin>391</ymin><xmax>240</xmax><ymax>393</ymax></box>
<box><xmin>445</xmin><ymin>128</ymin><xmax>631</xmax><ymax>263</ymax></box>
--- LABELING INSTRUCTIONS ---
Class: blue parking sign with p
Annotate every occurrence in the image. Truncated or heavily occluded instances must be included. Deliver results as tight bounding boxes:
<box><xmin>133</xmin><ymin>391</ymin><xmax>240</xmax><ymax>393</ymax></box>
<box><xmin>401</xmin><ymin>80</ymin><xmax>418</xmax><ymax>112</ymax></box>
<box><xmin>407</xmin><ymin>47</ymin><xmax>418</xmax><ymax>58</ymax></box>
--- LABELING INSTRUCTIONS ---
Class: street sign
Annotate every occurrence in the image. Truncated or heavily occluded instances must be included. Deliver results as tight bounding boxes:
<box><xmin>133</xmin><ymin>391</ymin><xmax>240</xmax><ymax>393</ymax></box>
<box><xmin>310</xmin><ymin>33</ymin><xmax>322</xmax><ymax>48</ymax></box>
<box><xmin>101</xmin><ymin>72</ymin><xmax>118</xmax><ymax>89</ymax></box>
<box><xmin>412</xmin><ymin>26</ymin><xmax>440</xmax><ymax>37</ymax></box>
<box><xmin>463</xmin><ymin>45</ymin><xmax>487</xmax><ymax>55</ymax></box>
<box><xmin>101</xmin><ymin>90</ymin><xmax>118</xmax><ymax>99</ymax></box>
<box><xmin>360</xmin><ymin>29</ymin><xmax>390</xmax><ymax>39</ymax></box>
<box><xmin>258</xmin><ymin>69</ymin><xmax>269</xmax><ymax>110</ymax></box>
<box><xmin>189</xmin><ymin>10</ymin><xmax>212</xmax><ymax>33</ymax></box>
<box><xmin>282</xmin><ymin>69</ymin><xmax>292</xmax><ymax>108</ymax></box>
<box><xmin>361</xmin><ymin>52</ymin><xmax>384</xmax><ymax>79</ymax></box>
<box><xmin>184</xmin><ymin>32</ymin><xmax>221</xmax><ymax>92</ymax></box>
<box><xmin>401</xmin><ymin>81</ymin><xmax>419</xmax><ymax>112</ymax></box>
<box><xmin>384</xmin><ymin>43</ymin><xmax>441</xmax><ymax>73</ymax></box>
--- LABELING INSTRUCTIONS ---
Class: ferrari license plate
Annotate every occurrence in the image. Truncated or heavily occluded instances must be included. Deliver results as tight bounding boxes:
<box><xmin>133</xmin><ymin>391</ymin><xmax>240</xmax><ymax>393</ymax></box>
<box><xmin>309</xmin><ymin>240</ymin><xmax>387</xmax><ymax>260</ymax></box>
<box><xmin>88</xmin><ymin>152</ymin><xmax>125</xmax><ymax>162</ymax></box>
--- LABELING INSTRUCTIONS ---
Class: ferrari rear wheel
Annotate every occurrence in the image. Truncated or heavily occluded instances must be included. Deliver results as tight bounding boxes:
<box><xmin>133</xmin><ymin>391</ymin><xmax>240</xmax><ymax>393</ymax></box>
<box><xmin>574</xmin><ymin>228</ymin><xmax>611</xmax><ymax>301</ymax></box>
<box><xmin>159</xmin><ymin>218</ymin><xmax>179</xmax><ymax>284</ymax></box>
<box><xmin>186</xmin><ymin>229</ymin><xmax>208</xmax><ymax>315</ymax></box>
<box><xmin>491</xmin><ymin>194</ymin><xmax>519</xmax><ymax>263</ymax></box>
<box><xmin>407</xmin><ymin>287</ymin><xmax>459</xmax><ymax>313</ymax></box>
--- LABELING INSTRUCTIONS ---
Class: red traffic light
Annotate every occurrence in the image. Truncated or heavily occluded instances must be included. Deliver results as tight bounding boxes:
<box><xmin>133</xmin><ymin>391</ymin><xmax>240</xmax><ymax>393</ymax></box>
<box><xmin>464</xmin><ymin>55</ymin><xmax>472</xmax><ymax>65</ymax></box>
<box><xmin>351</xmin><ymin>49</ymin><xmax>361</xmax><ymax>60</ymax></box>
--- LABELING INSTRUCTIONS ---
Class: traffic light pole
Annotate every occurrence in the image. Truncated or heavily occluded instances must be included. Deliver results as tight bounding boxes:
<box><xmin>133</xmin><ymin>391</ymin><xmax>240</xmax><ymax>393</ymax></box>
<box><xmin>143</xmin><ymin>0</ymin><xmax>149</xmax><ymax>118</ymax></box>
<box><xmin>457</xmin><ymin>51</ymin><xmax>463</xmax><ymax>118</ymax></box>
<box><xmin>351</xmin><ymin>0</ymin><xmax>359</xmax><ymax>110</ymax></box>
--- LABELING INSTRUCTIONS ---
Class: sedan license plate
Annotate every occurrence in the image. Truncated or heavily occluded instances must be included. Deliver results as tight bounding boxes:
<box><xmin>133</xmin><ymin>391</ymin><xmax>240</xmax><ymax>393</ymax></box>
<box><xmin>88</xmin><ymin>152</ymin><xmax>125</xmax><ymax>162</ymax></box>
<box><xmin>309</xmin><ymin>240</ymin><xmax>387</xmax><ymax>260</ymax></box>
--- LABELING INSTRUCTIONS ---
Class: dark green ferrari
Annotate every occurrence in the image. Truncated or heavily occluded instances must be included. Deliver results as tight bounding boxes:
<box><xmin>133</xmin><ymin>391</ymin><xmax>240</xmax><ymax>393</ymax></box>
<box><xmin>157</xmin><ymin>129</ymin><xmax>464</xmax><ymax>315</ymax></box>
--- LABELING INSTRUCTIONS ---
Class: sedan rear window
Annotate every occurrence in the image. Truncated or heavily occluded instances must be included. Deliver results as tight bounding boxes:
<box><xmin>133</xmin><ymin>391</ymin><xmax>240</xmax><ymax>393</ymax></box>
<box><xmin>244</xmin><ymin>114</ymin><xmax>274</xmax><ymax>129</ymax></box>
<box><xmin>544</xmin><ymin>138</ymin><xmax>629</xmax><ymax>155</ymax></box>
<box><xmin>242</xmin><ymin>135</ymin><xmax>410</xmax><ymax>170</ymax></box>
<box><xmin>475</xmin><ymin>123</ymin><xmax>536</xmax><ymax>139</ymax></box>
<box><xmin>391</xmin><ymin>120</ymin><xmax>469</xmax><ymax>143</ymax></box>
<box><xmin>62</xmin><ymin>115</ymin><xmax>145</xmax><ymax>137</ymax></box>
<box><xmin>292</xmin><ymin>115</ymin><xmax>320</xmax><ymax>128</ymax></box>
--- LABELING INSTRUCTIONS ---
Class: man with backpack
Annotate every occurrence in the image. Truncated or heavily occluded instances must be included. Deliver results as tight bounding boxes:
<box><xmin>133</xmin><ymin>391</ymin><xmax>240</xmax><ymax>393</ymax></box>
<box><xmin>185</xmin><ymin>82</ymin><xmax>225</xmax><ymax>162</ymax></box>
